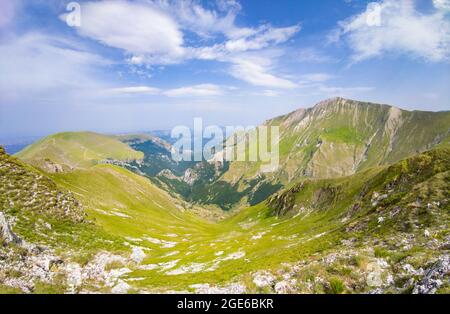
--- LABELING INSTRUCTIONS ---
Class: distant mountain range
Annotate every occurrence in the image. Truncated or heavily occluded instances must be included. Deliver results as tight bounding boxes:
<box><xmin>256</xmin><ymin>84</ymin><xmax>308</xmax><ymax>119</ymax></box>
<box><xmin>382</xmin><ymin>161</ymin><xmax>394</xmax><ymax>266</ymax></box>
<box><xmin>0</xmin><ymin>136</ymin><xmax>42</xmax><ymax>155</ymax></box>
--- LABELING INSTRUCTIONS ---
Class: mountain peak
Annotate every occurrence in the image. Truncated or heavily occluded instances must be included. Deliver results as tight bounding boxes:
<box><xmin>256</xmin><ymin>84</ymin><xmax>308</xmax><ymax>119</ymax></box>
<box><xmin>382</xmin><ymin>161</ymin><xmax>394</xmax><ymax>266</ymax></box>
<box><xmin>315</xmin><ymin>96</ymin><xmax>348</xmax><ymax>105</ymax></box>
<box><xmin>314</xmin><ymin>97</ymin><xmax>369</xmax><ymax>109</ymax></box>
<box><xmin>312</xmin><ymin>97</ymin><xmax>401</xmax><ymax>112</ymax></box>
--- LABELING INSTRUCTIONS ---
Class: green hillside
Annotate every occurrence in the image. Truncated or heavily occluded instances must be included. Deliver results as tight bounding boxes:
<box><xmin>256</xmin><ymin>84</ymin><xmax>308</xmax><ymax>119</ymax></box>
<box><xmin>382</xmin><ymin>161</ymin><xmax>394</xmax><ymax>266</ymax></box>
<box><xmin>2</xmin><ymin>142</ymin><xmax>449</xmax><ymax>293</ymax></box>
<box><xmin>50</xmin><ymin>164</ymin><xmax>216</xmax><ymax>237</ymax></box>
<box><xmin>16</xmin><ymin>132</ymin><xmax>143</xmax><ymax>172</ymax></box>
<box><xmin>0</xmin><ymin>146</ymin><xmax>85</xmax><ymax>223</ymax></box>
<box><xmin>226</xmin><ymin>98</ymin><xmax>450</xmax><ymax>181</ymax></box>
<box><xmin>109</xmin><ymin>98</ymin><xmax>449</xmax><ymax>211</ymax></box>
<box><xmin>213</xmin><ymin>98</ymin><xmax>450</xmax><ymax>208</ymax></box>
<box><xmin>2</xmin><ymin>98</ymin><xmax>449</xmax><ymax>294</ymax></box>
<box><xmin>1</xmin><ymin>145</ymin><xmax>223</xmax><ymax>293</ymax></box>
<box><xmin>0</xmin><ymin>146</ymin><xmax>127</xmax><ymax>293</ymax></box>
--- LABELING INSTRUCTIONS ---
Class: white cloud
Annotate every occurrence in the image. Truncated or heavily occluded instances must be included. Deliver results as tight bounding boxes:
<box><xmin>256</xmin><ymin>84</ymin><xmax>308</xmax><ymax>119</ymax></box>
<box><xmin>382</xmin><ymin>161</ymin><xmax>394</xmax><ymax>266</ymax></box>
<box><xmin>101</xmin><ymin>84</ymin><xmax>228</xmax><ymax>98</ymax></box>
<box><xmin>185</xmin><ymin>32</ymin><xmax>300</xmax><ymax>89</ymax></box>
<box><xmin>0</xmin><ymin>32</ymin><xmax>109</xmax><ymax>100</ymax></box>
<box><xmin>63</xmin><ymin>0</ymin><xmax>185</xmax><ymax>63</ymax></box>
<box><xmin>224</xmin><ymin>24</ymin><xmax>301</xmax><ymax>52</ymax></box>
<box><xmin>297</xmin><ymin>47</ymin><xmax>334</xmax><ymax>63</ymax></box>
<box><xmin>259</xmin><ymin>90</ymin><xmax>281</xmax><ymax>97</ymax></box>
<box><xmin>189</xmin><ymin>26</ymin><xmax>300</xmax><ymax>89</ymax></box>
<box><xmin>333</xmin><ymin>0</ymin><xmax>450</xmax><ymax>62</ymax></box>
<box><xmin>164</xmin><ymin>84</ymin><xmax>224</xmax><ymax>97</ymax></box>
<box><xmin>229</xmin><ymin>57</ymin><xmax>298</xmax><ymax>89</ymax></box>
<box><xmin>433</xmin><ymin>0</ymin><xmax>450</xmax><ymax>12</ymax></box>
<box><xmin>127</xmin><ymin>56</ymin><xmax>145</xmax><ymax>65</ymax></box>
<box><xmin>164</xmin><ymin>0</ymin><xmax>249</xmax><ymax>39</ymax></box>
<box><xmin>59</xmin><ymin>0</ymin><xmax>301</xmax><ymax>88</ymax></box>
<box><xmin>105</xmin><ymin>86</ymin><xmax>160</xmax><ymax>95</ymax></box>
<box><xmin>299</xmin><ymin>73</ymin><xmax>335</xmax><ymax>83</ymax></box>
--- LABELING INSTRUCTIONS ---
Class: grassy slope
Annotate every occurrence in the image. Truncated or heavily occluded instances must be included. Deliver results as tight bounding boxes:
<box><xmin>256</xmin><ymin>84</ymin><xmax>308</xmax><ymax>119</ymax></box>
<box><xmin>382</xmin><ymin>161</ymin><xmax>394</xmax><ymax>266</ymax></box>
<box><xmin>16</xmin><ymin>132</ymin><xmax>143</xmax><ymax>170</ymax></box>
<box><xmin>0</xmin><ymin>146</ymin><xmax>126</xmax><ymax>273</ymax></box>
<box><xmin>203</xmin><ymin>98</ymin><xmax>449</xmax><ymax>209</ymax></box>
<box><xmin>224</xmin><ymin>148</ymin><xmax>449</xmax><ymax>293</ymax></box>
<box><xmin>3</xmin><ymin>139</ymin><xmax>449</xmax><ymax>292</ymax></box>
<box><xmin>6</xmin><ymin>122</ymin><xmax>449</xmax><ymax>293</ymax></box>
<box><xmin>223</xmin><ymin>98</ymin><xmax>450</xmax><ymax>184</ymax></box>
<box><xmin>49</xmin><ymin>164</ymin><xmax>237</xmax><ymax>290</ymax></box>
<box><xmin>47</xmin><ymin>148</ymin><xmax>449</xmax><ymax>292</ymax></box>
<box><xmin>50</xmin><ymin>164</ymin><xmax>214</xmax><ymax>237</ymax></box>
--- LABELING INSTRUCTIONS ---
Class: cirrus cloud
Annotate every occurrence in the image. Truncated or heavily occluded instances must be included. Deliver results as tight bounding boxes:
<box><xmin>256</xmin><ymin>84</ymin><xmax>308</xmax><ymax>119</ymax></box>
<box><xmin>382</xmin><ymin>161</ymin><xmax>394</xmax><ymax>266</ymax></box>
<box><xmin>102</xmin><ymin>84</ymin><xmax>227</xmax><ymax>98</ymax></box>
<box><xmin>164</xmin><ymin>84</ymin><xmax>225</xmax><ymax>97</ymax></box>
<box><xmin>105</xmin><ymin>86</ymin><xmax>161</xmax><ymax>95</ymax></box>
<box><xmin>229</xmin><ymin>58</ymin><xmax>298</xmax><ymax>89</ymax></box>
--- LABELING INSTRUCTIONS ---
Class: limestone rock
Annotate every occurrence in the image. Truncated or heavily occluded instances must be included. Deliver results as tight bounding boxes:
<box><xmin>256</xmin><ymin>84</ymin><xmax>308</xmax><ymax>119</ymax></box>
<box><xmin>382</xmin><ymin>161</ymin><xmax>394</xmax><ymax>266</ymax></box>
<box><xmin>413</xmin><ymin>255</ymin><xmax>449</xmax><ymax>294</ymax></box>
<box><xmin>130</xmin><ymin>247</ymin><xmax>146</xmax><ymax>264</ymax></box>
<box><xmin>253</xmin><ymin>271</ymin><xmax>276</xmax><ymax>288</ymax></box>
<box><xmin>0</xmin><ymin>212</ymin><xmax>22</xmax><ymax>245</ymax></box>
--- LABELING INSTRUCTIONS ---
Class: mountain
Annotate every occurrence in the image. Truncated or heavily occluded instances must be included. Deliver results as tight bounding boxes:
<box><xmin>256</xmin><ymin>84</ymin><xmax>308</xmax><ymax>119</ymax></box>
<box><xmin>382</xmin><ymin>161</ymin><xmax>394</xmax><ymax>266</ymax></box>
<box><xmin>0</xmin><ymin>146</ymin><xmax>125</xmax><ymax>293</ymax></box>
<box><xmin>116</xmin><ymin>133</ymin><xmax>195</xmax><ymax>177</ymax></box>
<box><xmin>2</xmin><ymin>98</ymin><xmax>449</xmax><ymax>294</ymax></box>
<box><xmin>209</xmin><ymin>97</ymin><xmax>450</xmax><ymax>208</ymax></box>
<box><xmin>4</xmin><ymin>144</ymin><xmax>448</xmax><ymax>294</ymax></box>
<box><xmin>0</xmin><ymin>145</ymin><xmax>223</xmax><ymax>293</ymax></box>
<box><xmin>53</xmin><ymin>98</ymin><xmax>448</xmax><ymax>212</ymax></box>
<box><xmin>0</xmin><ymin>146</ymin><xmax>85</xmax><ymax>224</ymax></box>
<box><xmin>114</xmin><ymin>133</ymin><xmax>229</xmax><ymax>208</ymax></box>
<box><xmin>16</xmin><ymin>132</ymin><xmax>143</xmax><ymax>172</ymax></box>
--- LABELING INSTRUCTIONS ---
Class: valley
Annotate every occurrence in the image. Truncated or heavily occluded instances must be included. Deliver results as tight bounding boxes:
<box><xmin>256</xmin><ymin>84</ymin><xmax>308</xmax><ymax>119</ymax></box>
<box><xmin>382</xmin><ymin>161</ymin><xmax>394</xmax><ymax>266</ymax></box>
<box><xmin>0</xmin><ymin>98</ymin><xmax>449</xmax><ymax>294</ymax></box>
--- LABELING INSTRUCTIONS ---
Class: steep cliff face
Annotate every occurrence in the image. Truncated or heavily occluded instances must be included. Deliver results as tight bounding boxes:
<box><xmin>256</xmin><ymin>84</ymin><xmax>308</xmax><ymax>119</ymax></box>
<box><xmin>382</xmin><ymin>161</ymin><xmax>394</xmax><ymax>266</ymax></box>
<box><xmin>220</xmin><ymin>98</ymin><xmax>450</xmax><ymax>205</ymax></box>
<box><xmin>267</xmin><ymin>147</ymin><xmax>450</xmax><ymax>219</ymax></box>
<box><xmin>289</xmin><ymin>98</ymin><xmax>448</xmax><ymax>174</ymax></box>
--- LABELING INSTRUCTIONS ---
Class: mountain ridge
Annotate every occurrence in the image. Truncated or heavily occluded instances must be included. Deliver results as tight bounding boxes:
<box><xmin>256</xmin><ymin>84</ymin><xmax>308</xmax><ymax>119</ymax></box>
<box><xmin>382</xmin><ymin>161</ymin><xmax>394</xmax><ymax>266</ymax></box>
<box><xmin>215</xmin><ymin>97</ymin><xmax>450</xmax><ymax>209</ymax></box>
<box><xmin>15</xmin><ymin>131</ymin><xmax>144</xmax><ymax>172</ymax></box>
<box><xmin>1</xmin><ymin>99</ymin><xmax>449</xmax><ymax>293</ymax></box>
<box><xmin>16</xmin><ymin>97</ymin><xmax>448</xmax><ymax>211</ymax></box>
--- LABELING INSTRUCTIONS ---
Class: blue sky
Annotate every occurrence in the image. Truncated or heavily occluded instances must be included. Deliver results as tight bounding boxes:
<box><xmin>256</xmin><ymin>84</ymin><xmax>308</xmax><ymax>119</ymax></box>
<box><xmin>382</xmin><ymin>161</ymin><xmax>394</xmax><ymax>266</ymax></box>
<box><xmin>0</xmin><ymin>0</ymin><xmax>449</xmax><ymax>138</ymax></box>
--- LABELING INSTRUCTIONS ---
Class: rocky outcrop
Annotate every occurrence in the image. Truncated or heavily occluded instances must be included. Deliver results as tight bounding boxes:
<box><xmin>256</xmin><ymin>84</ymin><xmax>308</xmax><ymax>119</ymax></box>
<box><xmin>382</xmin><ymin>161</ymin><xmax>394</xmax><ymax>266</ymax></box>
<box><xmin>39</xmin><ymin>158</ymin><xmax>67</xmax><ymax>173</ymax></box>
<box><xmin>0</xmin><ymin>238</ymin><xmax>136</xmax><ymax>294</ymax></box>
<box><xmin>157</xmin><ymin>169</ymin><xmax>181</xmax><ymax>181</ymax></box>
<box><xmin>413</xmin><ymin>255</ymin><xmax>449</xmax><ymax>294</ymax></box>
<box><xmin>64</xmin><ymin>252</ymin><xmax>131</xmax><ymax>294</ymax></box>
<box><xmin>267</xmin><ymin>183</ymin><xmax>303</xmax><ymax>216</ymax></box>
<box><xmin>253</xmin><ymin>271</ymin><xmax>276</xmax><ymax>288</ymax></box>
<box><xmin>183</xmin><ymin>168</ymin><xmax>199</xmax><ymax>185</ymax></box>
<box><xmin>0</xmin><ymin>212</ymin><xmax>22</xmax><ymax>245</ymax></box>
<box><xmin>189</xmin><ymin>283</ymin><xmax>246</xmax><ymax>294</ymax></box>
